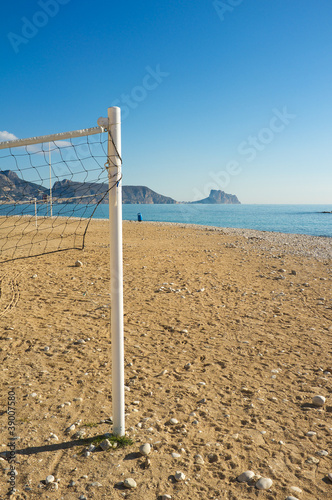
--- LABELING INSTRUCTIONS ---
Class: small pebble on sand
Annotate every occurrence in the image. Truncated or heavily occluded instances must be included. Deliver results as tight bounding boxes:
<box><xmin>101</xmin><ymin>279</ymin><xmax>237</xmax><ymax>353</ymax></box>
<box><xmin>174</xmin><ymin>471</ymin><xmax>185</xmax><ymax>482</ymax></box>
<box><xmin>139</xmin><ymin>443</ymin><xmax>151</xmax><ymax>456</ymax></box>
<box><xmin>237</xmin><ymin>471</ymin><xmax>255</xmax><ymax>483</ymax></box>
<box><xmin>255</xmin><ymin>477</ymin><xmax>273</xmax><ymax>490</ymax></box>
<box><xmin>194</xmin><ymin>454</ymin><xmax>205</xmax><ymax>465</ymax></box>
<box><xmin>316</xmin><ymin>450</ymin><xmax>328</xmax><ymax>456</ymax></box>
<box><xmin>312</xmin><ymin>395</ymin><xmax>326</xmax><ymax>407</ymax></box>
<box><xmin>99</xmin><ymin>439</ymin><xmax>112</xmax><ymax>451</ymax></box>
<box><xmin>306</xmin><ymin>456</ymin><xmax>320</xmax><ymax>464</ymax></box>
<box><xmin>124</xmin><ymin>478</ymin><xmax>137</xmax><ymax>489</ymax></box>
<box><xmin>65</xmin><ymin>424</ymin><xmax>75</xmax><ymax>434</ymax></box>
<box><xmin>289</xmin><ymin>486</ymin><xmax>302</xmax><ymax>494</ymax></box>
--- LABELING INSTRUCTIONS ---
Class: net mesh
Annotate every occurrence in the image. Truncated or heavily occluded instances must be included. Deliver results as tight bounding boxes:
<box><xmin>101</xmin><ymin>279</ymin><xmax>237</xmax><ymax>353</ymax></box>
<box><xmin>0</xmin><ymin>131</ymin><xmax>112</xmax><ymax>262</ymax></box>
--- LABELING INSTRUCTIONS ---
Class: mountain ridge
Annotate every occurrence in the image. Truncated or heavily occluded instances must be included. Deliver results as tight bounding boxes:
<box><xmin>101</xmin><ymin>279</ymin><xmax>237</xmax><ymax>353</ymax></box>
<box><xmin>0</xmin><ymin>170</ymin><xmax>48</xmax><ymax>202</ymax></box>
<box><xmin>0</xmin><ymin>170</ymin><xmax>240</xmax><ymax>205</ymax></box>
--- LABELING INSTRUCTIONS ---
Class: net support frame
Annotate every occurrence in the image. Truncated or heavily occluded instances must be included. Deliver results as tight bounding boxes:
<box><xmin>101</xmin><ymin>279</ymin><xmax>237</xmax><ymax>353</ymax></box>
<box><xmin>0</xmin><ymin>112</ymin><xmax>125</xmax><ymax>436</ymax></box>
<box><xmin>107</xmin><ymin>107</ymin><xmax>125</xmax><ymax>437</ymax></box>
<box><xmin>0</xmin><ymin>126</ymin><xmax>105</xmax><ymax>150</ymax></box>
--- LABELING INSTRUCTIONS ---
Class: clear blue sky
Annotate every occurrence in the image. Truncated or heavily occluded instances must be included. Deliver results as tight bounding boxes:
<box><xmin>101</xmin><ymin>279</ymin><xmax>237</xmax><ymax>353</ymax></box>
<box><xmin>1</xmin><ymin>0</ymin><xmax>332</xmax><ymax>203</ymax></box>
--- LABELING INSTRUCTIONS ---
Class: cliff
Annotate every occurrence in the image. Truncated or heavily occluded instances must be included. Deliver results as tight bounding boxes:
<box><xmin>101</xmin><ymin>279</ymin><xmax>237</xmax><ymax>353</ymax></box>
<box><xmin>0</xmin><ymin>171</ymin><xmax>240</xmax><ymax>205</ymax></box>
<box><xmin>122</xmin><ymin>185</ymin><xmax>176</xmax><ymax>204</ymax></box>
<box><xmin>0</xmin><ymin>172</ymin><xmax>177</xmax><ymax>205</ymax></box>
<box><xmin>0</xmin><ymin>170</ymin><xmax>47</xmax><ymax>202</ymax></box>
<box><xmin>52</xmin><ymin>181</ymin><xmax>177</xmax><ymax>204</ymax></box>
<box><xmin>192</xmin><ymin>189</ymin><xmax>241</xmax><ymax>204</ymax></box>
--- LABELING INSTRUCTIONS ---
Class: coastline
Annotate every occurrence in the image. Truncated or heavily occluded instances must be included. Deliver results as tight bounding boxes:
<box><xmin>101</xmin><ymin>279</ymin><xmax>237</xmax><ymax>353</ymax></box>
<box><xmin>2</xmin><ymin>202</ymin><xmax>332</xmax><ymax>238</ymax></box>
<box><xmin>122</xmin><ymin>203</ymin><xmax>332</xmax><ymax>239</ymax></box>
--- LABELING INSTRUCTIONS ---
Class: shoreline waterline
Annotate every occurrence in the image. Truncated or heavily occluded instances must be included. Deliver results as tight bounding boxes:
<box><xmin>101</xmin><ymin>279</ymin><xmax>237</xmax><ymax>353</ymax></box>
<box><xmin>124</xmin><ymin>218</ymin><xmax>332</xmax><ymax>237</ymax></box>
<box><xmin>1</xmin><ymin>202</ymin><xmax>332</xmax><ymax>238</ymax></box>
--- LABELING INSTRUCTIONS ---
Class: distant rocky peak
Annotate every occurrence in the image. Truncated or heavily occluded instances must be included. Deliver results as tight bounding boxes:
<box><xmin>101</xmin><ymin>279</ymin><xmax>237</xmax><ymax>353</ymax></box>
<box><xmin>209</xmin><ymin>190</ymin><xmax>224</xmax><ymax>200</ymax></box>
<box><xmin>0</xmin><ymin>170</ymin><xmax>19</xmax><ymax>180</ymax></box>
<box><xmin>192</xmin><ymin>189</ymin><xmax>241</xmax><ymax>204</ymax></box>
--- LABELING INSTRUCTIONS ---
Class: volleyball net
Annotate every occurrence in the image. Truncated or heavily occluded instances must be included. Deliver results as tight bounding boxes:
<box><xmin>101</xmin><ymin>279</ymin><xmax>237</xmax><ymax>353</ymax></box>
<box><xmin>0</xmin><ymin>108</ymin><xmax>126</xmax><ymax>436</ymax></box>
<box><xmin>0</xmin><ymin>121</ymin><xmax>115</xmax><ymax>262</ymax></box>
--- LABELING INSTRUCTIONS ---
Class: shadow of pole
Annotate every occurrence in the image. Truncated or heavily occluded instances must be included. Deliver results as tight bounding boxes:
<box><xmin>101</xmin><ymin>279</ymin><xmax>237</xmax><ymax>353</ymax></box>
<box><xmin>1</xmin><ymin>436</ymin><xmax>103</xmax><ymax>459</ymax></box>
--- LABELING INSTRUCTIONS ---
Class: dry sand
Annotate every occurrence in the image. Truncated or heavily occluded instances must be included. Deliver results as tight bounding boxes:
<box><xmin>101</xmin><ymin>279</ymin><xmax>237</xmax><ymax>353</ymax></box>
<box><xmin>0</xmin><ymin>219</ymin><xmax>331</xmax><ymax>500</ymax></box>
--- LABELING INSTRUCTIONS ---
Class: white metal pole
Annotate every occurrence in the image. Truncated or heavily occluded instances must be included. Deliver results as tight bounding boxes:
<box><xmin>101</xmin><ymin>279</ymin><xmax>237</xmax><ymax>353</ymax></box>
<box><xmin>0</xmin><ymin>125</ymin><xmax>105</xmax><ymax>150</ymax></box>
<box><xmin>107</xmin><ymin>106</ymin><xmax>125</xmax><ymax>436</ymax></box>
<box><xmin>34</xmin><ymin>198</ymin><xmax>37</xmax><ymax>228</ymax></box>
<box><xmin>49</xmin><ymin>143</ymin><xmax>53</xmax><ymax>217</ymax></box>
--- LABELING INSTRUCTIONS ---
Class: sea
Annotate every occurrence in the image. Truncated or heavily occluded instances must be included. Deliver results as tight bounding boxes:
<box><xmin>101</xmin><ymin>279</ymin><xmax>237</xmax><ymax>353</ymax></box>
<box><xmin>4</xmin><ymin>203</ymin><xmax>331</xmax><ymax>238</ymax></box>
<box><xmin>122</xmin><ymin>204</ymin><xmax>332</xmax><ymax>237</ymax></box>
<box><xmin>123</xmin><ymin>204</ymin><xmax>332</xmax><ymax>238</ymax></box>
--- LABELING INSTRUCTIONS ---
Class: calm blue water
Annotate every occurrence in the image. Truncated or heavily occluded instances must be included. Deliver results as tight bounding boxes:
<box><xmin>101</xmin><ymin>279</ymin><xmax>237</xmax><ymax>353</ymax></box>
<box><xmin>122</xmin><ymin>204</ymin><xmax>332</xmax><ymax>237</ymax></box>
<box><xmin>126</xmin><ymin>204</ymin><xmax>332</xmax><ymax>237</ymax></box>
<box><xmin>3</xmin><ymin>203</ymin><xmax>332</xmax><ymax>238</ymax></box>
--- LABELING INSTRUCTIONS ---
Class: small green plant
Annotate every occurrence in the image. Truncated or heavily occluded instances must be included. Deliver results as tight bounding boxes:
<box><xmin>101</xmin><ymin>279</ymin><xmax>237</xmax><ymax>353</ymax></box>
<box><xmin>92</xmin><ymin>433</ymin><xmax>133</xmax><ymax>448</ymax></box>
<box><xmin>79</xmin><ymin>433</ymin><xmax>133</xmax><ymax>456</ymax></box>
<box><xmin>81</xmin><ymin>433</ymin><xmax>134</xmax><ymax>450</ymax></box>
<box><xmin>83</xmin><ymin>422</ymin><xmax>98</xmax><ymax>428</ymax></box>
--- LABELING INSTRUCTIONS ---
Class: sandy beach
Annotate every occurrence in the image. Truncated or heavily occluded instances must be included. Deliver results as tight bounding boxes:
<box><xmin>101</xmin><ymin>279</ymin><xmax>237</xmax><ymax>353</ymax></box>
<box><xmin>0</xmin><ymin>219</ymin><xmax>331</xmax><ymax>499</ymax></box>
